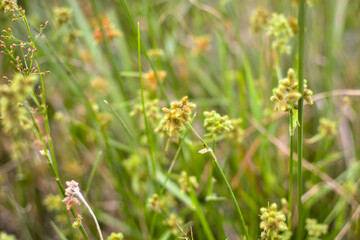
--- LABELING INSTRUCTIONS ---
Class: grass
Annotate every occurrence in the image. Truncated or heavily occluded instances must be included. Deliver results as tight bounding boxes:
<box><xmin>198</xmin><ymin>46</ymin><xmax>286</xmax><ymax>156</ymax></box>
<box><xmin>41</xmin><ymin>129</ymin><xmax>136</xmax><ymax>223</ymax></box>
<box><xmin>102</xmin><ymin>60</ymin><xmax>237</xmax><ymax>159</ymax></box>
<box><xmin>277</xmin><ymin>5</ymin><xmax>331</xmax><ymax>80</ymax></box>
<box><xmin>0</xmin><ymin>0</ymin><xmax>360</xmax><ymax>239</ymax></box>
<box><xmin>296</xmin><ymin>0</ymin><xmax>306</xmax><ymax>239</ymax></box>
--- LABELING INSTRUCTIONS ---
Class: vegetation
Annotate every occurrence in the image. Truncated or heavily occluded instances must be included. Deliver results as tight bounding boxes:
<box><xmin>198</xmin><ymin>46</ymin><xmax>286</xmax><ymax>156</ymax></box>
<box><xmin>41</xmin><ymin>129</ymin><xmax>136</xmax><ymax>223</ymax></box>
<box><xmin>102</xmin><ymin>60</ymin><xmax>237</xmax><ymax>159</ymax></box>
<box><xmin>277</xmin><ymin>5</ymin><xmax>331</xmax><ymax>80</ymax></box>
<box><xmin>0</xmin><ymin>0</ymin><xmax>359</xmax><ymax>239</ymax></box>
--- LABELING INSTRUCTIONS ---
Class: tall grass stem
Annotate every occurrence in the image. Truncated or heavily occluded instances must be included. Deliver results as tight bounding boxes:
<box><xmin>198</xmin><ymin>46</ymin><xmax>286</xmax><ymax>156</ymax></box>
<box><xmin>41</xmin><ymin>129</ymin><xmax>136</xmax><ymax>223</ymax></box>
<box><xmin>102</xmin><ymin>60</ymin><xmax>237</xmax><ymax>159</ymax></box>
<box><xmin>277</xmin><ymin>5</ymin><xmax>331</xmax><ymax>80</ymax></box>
<box><xmin>288</xmin><ymin>111</ymin><xmax>294</xmax><ymax>229</ymax></box>
<box><xmin>297</xmin><ymin>0</ymin><xmax>307</xmax><ymax>238</ymax></box>
<box><xmin>137</xmin><ymin>23</ymin><xmax>158</xmax><ymax>189</ymax></box>
<box><xmin>186</xmin><ymin>122</ymin><xmax>250</xmax><ymax>240</ymax></box>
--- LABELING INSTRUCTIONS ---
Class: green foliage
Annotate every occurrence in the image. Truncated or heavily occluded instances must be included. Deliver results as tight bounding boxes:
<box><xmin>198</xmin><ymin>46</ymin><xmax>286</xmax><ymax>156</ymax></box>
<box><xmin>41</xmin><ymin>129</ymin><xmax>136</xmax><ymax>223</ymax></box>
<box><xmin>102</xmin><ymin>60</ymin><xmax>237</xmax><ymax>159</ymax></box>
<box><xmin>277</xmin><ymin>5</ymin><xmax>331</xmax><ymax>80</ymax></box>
<box><xmin>0</xmin><ymin>0</ymin><xmax>359</xmax><ymax>239</ymax></box>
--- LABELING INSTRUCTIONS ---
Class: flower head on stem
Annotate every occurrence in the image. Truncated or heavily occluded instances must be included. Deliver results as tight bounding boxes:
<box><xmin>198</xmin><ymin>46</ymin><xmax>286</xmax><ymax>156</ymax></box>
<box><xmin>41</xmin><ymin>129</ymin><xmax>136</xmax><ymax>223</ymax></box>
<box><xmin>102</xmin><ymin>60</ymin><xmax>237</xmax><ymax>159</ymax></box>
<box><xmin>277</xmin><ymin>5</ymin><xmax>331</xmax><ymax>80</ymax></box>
<box><xmin>62</xmin><ymin>180</ymin><xmax>104</xmax><ymax>240</ymax></box>
<box><xmin>270</xmin><ymin>68</ymin><xmax>313</xmax><ymax>113</ymax></box>
<box><xmin>203</xmin><ymin>110</ymin><xmax>233</xmax><ymax>138</ymax></box>
<box><xmin>156</xmin><ymin>96</ymin><xmax>196</xmax><ymax>137</ymax></box>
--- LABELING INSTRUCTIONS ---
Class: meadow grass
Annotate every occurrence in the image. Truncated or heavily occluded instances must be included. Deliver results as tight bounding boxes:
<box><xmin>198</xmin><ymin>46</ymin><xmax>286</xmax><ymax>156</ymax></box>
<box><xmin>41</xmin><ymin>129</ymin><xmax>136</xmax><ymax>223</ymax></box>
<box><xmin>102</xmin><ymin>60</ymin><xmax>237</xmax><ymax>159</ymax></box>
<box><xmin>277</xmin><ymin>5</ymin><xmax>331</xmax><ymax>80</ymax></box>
<box><xmin>0</xmin><ymin>0</ymin><xmax>360</xmax><ymax>239</ymax></box>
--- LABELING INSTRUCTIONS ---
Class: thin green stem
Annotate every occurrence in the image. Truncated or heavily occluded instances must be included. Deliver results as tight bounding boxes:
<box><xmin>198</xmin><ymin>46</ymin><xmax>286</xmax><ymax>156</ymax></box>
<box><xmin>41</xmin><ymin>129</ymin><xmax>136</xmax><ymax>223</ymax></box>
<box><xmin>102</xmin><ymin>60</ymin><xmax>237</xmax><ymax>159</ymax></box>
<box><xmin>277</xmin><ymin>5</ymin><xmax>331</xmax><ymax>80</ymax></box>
<box><xmin>85</xmin><ymin>151</ymin><xmax>103</xmax><ymax>197</ymax></box>
<box><xmin>288</xmin><ymin>111</ymin><xmax>294</xmax><ymax>229</ymax></box>
<box><xmin>297</xmin><ymin>0</ymin><xmax>306</xmax><ymax>239</ymax></box>
<box><xmin>189</xmin><ymin>188</ymin><xmax>216</xmax><ymax>240</ymax></box>
<box><xmin>116</xmin><ymin>0</ymin><xmax>170</xmax><ymax>105</ymax></box>
<box><xmin>159</xmin><ymin>116</ymin><xmax>194</xmax><ymax>197</ymax></box>
<box><xmin>18</xmin><ymin>8</ymin><xmax>90</xmax><ymax>239</ymax></box>
<box><xmin>148</xmin><ymin>125</ymin><xmax>191</xmax><ymax>239</ymax></box>
<box><xmin>22</xmin><ymin>3</ymin><xmax>61</xmax><ymax>177</ymax></box>
<box><xmin>25</xmin><ymin>106</ymin><xmax>89</xmax><ymax>240</ymax></box>
<box><xmin>137</xmin><ymin>23</ymin><xmax>158</xmax><ymax>189</ymax></box>
<box><xmin>105</xmin><ymin>100</ymin><xmax>140</xmax><ymax>148</ymax></box>
<box><xmin>186</xmin><ymin>122</ymin><xmax>250</xmax><ymax>240</ymax></box>
<box><xmin>206</xmin><ymin>138</ymin><xmax>216</xmax><ymax>196</ymax></box>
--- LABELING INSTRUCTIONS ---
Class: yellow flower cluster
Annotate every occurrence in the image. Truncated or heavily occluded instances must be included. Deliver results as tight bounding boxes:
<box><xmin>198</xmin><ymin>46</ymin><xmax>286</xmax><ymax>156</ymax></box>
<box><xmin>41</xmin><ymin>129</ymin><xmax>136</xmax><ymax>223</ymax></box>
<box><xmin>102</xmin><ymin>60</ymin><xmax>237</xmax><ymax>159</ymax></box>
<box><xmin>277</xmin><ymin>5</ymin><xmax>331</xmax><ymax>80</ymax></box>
<box><xmin>270</xmin><ymin>68</ymin><xmax>313</xmax><ymax>112</ymax></box>
<box><xmin>163</xmin><ymin>214</ymin><xmax>183</xmax><ymax>235</ymax></box>
<box><xmin>0</xmin><ymin>73</ymin><xmax>36</xmax><ymax>133</ymax></box>
<box><xmin>54</xmin><ymin>7</ymin><xmax>72</xmax><ymax>27</ymax></box>
<box><xmin>260</xmin><ymin>203</ymin><xmax>288</xmax><ymax>240</ymax></box>
<box><xmin>156</xmin><ymin>96</ymin><xmax>196</xmax><ymax>137</ymax></box>
<box><xmin>107</xmin><ymin>232</ymin><xmax>124</xmax><ymax>240</ymax></box>
<box><xmin>178</xmin><ymin>171</ymin><xmax>199</xmax><ymax>193</ymax></box>
<box><xmin>305</xmin><ymin>218</ymin><xmax>328</xmax><ymax>240</ymax></box>
<box><xmin>250</xmin><ymin>6</ymin><xmax>270</xmax><ymax>33</ymax></box>
<box><xmin>203</xmin><ymin>110</ymin><xmax>233</xmax><ymax>138</ymax></box>
<box><xmin>130</xmin><ymin>97</ymin><xmax>161</xmax><ymax>125</ymax></box>
<box><xmin>266</xmin><ymin>13</ymin><xmax>294</xmax><ymax>55</ymax></box>
<box><xmin>318</xmin><ymin>118</ymin><xmax>337</xmax><ymax>138</ymax></box>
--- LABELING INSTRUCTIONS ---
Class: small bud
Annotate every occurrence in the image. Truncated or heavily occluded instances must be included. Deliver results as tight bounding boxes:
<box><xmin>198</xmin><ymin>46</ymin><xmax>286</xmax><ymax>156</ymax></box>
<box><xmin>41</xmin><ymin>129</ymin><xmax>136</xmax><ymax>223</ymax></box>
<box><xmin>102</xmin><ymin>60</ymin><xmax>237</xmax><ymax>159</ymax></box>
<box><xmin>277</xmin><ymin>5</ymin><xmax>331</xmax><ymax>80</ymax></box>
<box><xmin>72</xmin><ymin>216</ymin><xmax>83</xmax><ymax>228</ymax></box>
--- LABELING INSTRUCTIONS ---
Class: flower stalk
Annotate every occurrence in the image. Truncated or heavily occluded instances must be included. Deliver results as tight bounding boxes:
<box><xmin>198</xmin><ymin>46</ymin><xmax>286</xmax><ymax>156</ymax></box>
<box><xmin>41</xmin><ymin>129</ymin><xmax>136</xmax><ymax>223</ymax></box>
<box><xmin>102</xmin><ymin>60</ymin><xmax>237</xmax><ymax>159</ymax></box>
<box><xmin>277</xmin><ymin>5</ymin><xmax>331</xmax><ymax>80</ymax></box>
<box><xmin>0</xmin><ymin>2</ymin><xmax>89</xmax><ymax>238</ymax></box>
<box><xmin>288</xmin><ymin>110</ymin><xmax>294</xmax><ymax>229</ymax></box>
<box><xmin>138</xmin><ymin>22</ymin><xmax>158</xmax><ymax>189</ymax></box>
<box><xmin>186</xmin><ymin>122</ymin><xmax>250</xmax><ymax>240</ymax></box>
<box><xmin>297</xmin><ymin>0</ymin><xmax>307</xmax><ymax>238</ymax></box>
<box><xmin>63</xmin><ymin>180</ymin><xmax>104</xmax><ymax>240</ymax></box>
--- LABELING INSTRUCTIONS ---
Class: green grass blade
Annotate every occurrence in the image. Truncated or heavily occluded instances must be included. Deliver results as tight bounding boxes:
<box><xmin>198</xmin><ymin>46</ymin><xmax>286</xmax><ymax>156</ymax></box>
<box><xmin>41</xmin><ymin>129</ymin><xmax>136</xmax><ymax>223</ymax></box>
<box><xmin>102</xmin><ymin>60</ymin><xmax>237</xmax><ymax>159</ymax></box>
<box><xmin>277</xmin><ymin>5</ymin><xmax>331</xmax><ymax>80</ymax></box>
<box><xmin>50</xmin><ymin>221</ymin><xmax>69</xmax><ymax>240</ymax></box>
<box><xmin>85</xmin><ymin>151</ymin><xmax>103</xmax><ymax>197</ymax></box>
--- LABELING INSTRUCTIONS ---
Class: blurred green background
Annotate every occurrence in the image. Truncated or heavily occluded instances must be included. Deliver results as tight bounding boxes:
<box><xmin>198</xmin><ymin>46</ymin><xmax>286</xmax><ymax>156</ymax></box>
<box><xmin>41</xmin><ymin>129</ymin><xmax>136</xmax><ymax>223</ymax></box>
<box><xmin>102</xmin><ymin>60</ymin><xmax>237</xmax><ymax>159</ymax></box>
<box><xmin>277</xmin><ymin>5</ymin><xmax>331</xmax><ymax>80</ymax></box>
<box><xmin>0</xmin><ymin>0</ymin><xmax>359</xmax><ymax>239</ymax></box>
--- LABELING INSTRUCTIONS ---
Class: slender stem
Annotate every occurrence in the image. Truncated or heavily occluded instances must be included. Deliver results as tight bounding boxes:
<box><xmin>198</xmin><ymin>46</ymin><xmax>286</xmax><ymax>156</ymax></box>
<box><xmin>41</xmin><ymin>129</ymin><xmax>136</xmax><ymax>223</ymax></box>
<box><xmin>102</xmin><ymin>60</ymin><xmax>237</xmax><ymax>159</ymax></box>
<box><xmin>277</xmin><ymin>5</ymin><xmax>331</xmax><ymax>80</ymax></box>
<box><xmin>116</xmin><ymin>0</ymin><xmax>170</xmax><ymax>105</ymax></box>
<box><xmin>206</xmin><ymin>138</ymin><xmax>216</xmax><ymax>196</ymax></box>
<box><xmin>189</xmin><ymin>189</ymin><xmax>216</xmax><ymax>240</ymax></box>
<box><xmin>297</xmin><ymin>0</ymin><xmax>306</xmax><ymax>239</ymax></box>
<box><xmin>105</xmin><ymin>101</ymin><xmax>140</xmax><ymax>148</ymax></box>
<box><xmin>186</xmin><ymin>122</ymin><xmax>250</xmax><ymax>240</ymax></box>
<box><xmin>76</xmin><ymin>192</ymin><xmax>104</xmax><ymax>240</ymax></box>
<box><xmin>149</xmin><ymin>130</ymin><xmax>190</xmax><ymax>239</ymax></box>
<box><xmin>149</xmin><ymin>115</ymin><xmax>195</xmax><ymax>239</ymax></box>
<box><xmin>22</xmin><ymin>2</ymin><xmax>61</xmax><ymax>177</ymax></box>
<box><xmin>137</xmin><ymin>22</ymin><xmax>158</xmax><ymax>189</ymax></box>
<box><xmin>19</xmin><ymin>8</ymin><xmax>89</xmax><ymax>239</ymax></box>
<box><xmin>288</xmin><ymin>111</ymin><xmax>294</xmax><ymax>229</ymax></box>
<box><xmin>26</xmin><ymin>106</ymin><xmax>89</xmax><ymax>240</ymax></box>
<box><xmin>85</xmin><ymin>151</ymin><xmax>103</xmax><ymax>197</ymax></box>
